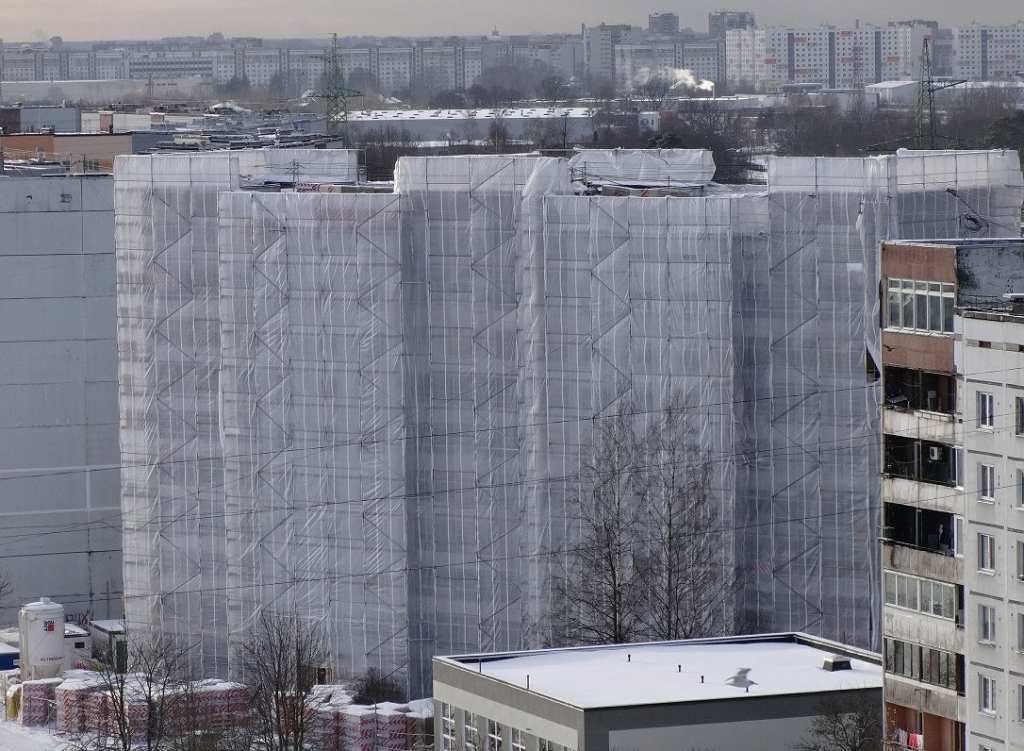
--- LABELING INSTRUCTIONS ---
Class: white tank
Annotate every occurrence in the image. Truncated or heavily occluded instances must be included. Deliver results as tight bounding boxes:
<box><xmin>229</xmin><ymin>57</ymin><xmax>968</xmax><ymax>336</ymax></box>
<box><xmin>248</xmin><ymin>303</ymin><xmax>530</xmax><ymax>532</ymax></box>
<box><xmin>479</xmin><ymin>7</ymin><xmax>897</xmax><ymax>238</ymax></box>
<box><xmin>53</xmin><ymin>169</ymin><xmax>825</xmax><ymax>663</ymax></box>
<box><xmin>18</xmin><ymin>597</ymin><xmax>65</xmax><ymax>680</ymax></box>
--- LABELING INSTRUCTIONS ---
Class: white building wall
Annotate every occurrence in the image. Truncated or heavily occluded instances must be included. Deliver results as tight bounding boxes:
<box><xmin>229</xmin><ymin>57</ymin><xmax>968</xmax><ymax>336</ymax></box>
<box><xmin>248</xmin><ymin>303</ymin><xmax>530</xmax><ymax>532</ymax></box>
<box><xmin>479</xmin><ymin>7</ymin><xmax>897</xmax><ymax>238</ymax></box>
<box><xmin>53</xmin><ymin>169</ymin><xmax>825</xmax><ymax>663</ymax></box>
<box><xmin>0</xmin><ymin>177</ymin><xmax>122</xmax><ymax>625</ymax></box>
<box><xmin>957</xmin><ymin>313</ymin><xmax>1024</xmax><ymax>749</ymax></box>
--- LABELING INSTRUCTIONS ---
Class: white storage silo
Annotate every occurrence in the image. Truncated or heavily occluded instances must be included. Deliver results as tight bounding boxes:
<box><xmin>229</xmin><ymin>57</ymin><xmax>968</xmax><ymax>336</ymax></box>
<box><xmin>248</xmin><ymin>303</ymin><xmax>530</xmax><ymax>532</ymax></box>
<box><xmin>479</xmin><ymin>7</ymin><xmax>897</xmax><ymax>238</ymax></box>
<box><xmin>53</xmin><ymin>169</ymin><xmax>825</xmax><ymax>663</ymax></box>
<box><xmin>18</xmin><ymin>597</ymin><xmax>65</xmax><ymax>680</ymax></box>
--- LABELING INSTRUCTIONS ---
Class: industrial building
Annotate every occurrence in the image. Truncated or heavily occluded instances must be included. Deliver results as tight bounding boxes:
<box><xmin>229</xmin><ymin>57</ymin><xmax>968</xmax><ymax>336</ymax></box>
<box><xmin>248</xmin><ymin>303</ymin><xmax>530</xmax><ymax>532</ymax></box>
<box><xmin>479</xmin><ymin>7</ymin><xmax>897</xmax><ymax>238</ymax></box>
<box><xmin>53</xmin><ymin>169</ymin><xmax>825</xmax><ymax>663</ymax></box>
<box><xmin>881</xmin><ymin>238</ymin><xmax>1024</xmax><ymax>751</ymax></box>
<box><xmin>0</xmin><ymin>175</ymin><xmax>122</xmax><ymax>625</ymax></box>
<box><xmin>114</xmin><ymin>148</ymin><xmax>1023</xmax><ymax>698</ymax></box>
<box><xmin>433</xmin><ymin>633</ymin><xmax>881</xmax><ymax>751</ymax></box>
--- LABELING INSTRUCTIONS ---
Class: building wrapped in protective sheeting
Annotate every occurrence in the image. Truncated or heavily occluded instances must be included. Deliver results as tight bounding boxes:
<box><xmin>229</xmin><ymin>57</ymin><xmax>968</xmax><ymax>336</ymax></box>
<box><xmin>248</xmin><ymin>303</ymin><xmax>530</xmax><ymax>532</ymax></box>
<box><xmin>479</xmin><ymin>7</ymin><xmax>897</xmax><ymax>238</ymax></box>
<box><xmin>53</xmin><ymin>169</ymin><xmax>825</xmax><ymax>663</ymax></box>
<box><xmin>114</xmin><ymin>148</ymin><xmax>1023</xmax><ymax>697</ymax></box>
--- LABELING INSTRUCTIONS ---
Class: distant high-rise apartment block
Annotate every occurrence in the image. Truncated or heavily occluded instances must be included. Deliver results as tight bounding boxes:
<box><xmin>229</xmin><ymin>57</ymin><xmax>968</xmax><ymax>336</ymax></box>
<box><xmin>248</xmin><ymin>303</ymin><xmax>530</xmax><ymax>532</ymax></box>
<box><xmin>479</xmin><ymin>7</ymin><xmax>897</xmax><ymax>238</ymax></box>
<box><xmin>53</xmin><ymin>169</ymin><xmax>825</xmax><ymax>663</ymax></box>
<box><xmin>648</xmin><ymin>12</ymin><xmax>680</xmax><ymax>36</ymax></box>
<box><xmin>709</xmin><ymin>11</ymin><xmax>756</xmax><ymax>40</ymax></box>
<box><xmin>583</xmin><ymin>23</ymin><xmax>641</xmax><ymax>81</ymax></box>
<box><xmin>951</xmin><ymin>23</ymin><xmax>1024</xmax><ymax>81</ymax></box>
<box><xmin>725</xmin><ymin>24</ymin><xmax>929</xmax><ymax>92</ymax></box>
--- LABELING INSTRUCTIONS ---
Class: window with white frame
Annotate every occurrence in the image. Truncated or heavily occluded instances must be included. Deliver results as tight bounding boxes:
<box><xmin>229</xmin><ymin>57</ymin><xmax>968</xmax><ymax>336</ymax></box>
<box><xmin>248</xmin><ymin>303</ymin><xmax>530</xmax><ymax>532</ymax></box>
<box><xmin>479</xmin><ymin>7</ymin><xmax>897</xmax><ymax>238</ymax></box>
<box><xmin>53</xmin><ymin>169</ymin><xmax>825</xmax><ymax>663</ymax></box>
<box><xmin>980</xmin><ymin>603</ymin><xmax>997</xmax><ymax>643</ymax></box>
<box><xmin>1019</xmin><ymin>469</ymin><xmax>1024</xmax><ymax>509</ymax></box>
<box><xmin>980</xmin><ymin>674</ymin><xmax>997</xmax><ymax>714</ymax></box>
<box><xmin>487</xmin><ymin>720</ymin><xmax>502</xmax><ymax>751</ymax></box>
<box><xmin>441</xmin><ymin>704</ymin><xmax>456</xmax><ymax>751</ymax></box>
<box><xmin>979</xmin><ymin>464</ymin><xmax>996</xmax><ymax>501</ymax></box>
<box><xmin>1018</xmin><ymin>541</ymin><xmax>1024</xmax><ymax>581</ymax></box>
<box><xmin>1017</xmin><ymin>397</ymin><xmax>1024</xmax><ymax>435</ymax></box>
<box><xmin>952</xmin><ymin>448</ymin><xmax>964</xmax><ymax>488</ymax></box>
<box><xmin>954</xmin><ymin>516</ymin><xmax>965</xmax><ymax>557</ymax></box>
<box><xmin>464</xmin><ymin>713</ymin><xmax>479</xmax><ymax>751</ymax></box>
<box><xmin>510</xmin><ymin>729</ymin><xmax>526</xmax><ymax>751</ymax></box>
<box><xmin>1019</xmin><ymin>613</ymin><xmax>1024</xmax><ymax>652</ymax></box>
<box><xmin>884</xmin><ymin>571</ymin><xmax>956</xmax><ymax>619</ymax></box>
<box><xmin>978</xmin><ymin>392</ymin><xmax>995</xmax><ymax>428</ymax></box>
<box><xmin>885</xmin><ymin>278</ymin><xmax>954</xmax><ymax>333</ymax></box>
<box><xmin>979</xmin><ymin>533</ymin><xmax>996</xmax><ymax>572</ymax></box>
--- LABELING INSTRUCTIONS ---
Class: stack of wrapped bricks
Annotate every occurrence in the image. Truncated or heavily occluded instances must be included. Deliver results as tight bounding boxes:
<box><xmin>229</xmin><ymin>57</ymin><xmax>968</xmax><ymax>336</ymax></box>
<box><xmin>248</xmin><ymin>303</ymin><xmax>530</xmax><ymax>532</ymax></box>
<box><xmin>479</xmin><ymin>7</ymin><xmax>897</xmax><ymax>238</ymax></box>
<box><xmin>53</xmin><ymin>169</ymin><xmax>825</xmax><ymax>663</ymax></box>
<box><xmin>18</xmin><ymin>678</ymin><xmax>62</xmax><ymax>726</ymax></box>
<box><xmin>55</xmin><ymin>676</ymin><xmax>105</xmax><ymax>733</ymax></box>
<box><xmin>342</xmin><ymin>706</ymin><xmax>377</xmax><ymax>751</ymax></box>
<box><xmin>195</xmin><ymin>680</ymin><xmax>249</xmax><ymax>731</ymax></box>
<box><xmin>376</xmin><ymin>704</ymin><xmax>410</xmax><ymax>751</ymax></box>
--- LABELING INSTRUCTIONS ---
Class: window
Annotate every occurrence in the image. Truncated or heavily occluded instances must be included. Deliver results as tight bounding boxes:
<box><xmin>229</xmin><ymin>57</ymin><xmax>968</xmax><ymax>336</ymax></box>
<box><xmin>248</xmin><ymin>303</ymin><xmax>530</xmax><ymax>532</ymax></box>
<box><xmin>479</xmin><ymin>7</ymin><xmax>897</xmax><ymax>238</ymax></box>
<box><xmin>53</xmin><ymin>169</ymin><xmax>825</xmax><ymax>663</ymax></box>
<box><xmin>979</xmin><ymin>464</ymin><xmax>996</xmax><ymax>501</ymax></box>
<box><xmin>979</xmin><ymin>533</ymin><xmax>997</xmax><ymax>571</ymax></box>
<box><xmin>953</xmin><ymin>448</ymin><xmax>964</xmax><ymax>488</ymax></box>
<box><xmin>487</xmin><ymin>720</ymin><xmax>502</xmax><ymax>751</ymax></box>
<box><xmin>1018</xmin><ymin>613</ymin><xmax>1024</xmax><ymax>652</ymax></box>
<box><xmin>980</xmin><ymin>674</ymin><xmax>996</xmax><ymax>714</ymax></box>
<box><xmin>464</xmin><ymin>713</ymin><xmax>479</xmax><ymax>751</ymax></box>
<box><xmin>1019</xmin><ymin>541</ymin><xmax>1024</xmax><ymax>580</ymax></box>
<box><xmin>885</xmin><ymin>571</ymin><xmax>956</xmax><ymax>619</ymax></box>
<box><xmin>954</xmin><ymin>516</ymin><xmax>965</xmax><ymax>557</ymax></box>
<box><xmin>1016</xmin><ymin>397</ymin><xmax>1024</xmax><ymax>435</ymax></box>
<box><xmin>1019</xmin><ymin>470</ymin><xmax>1024</xmax><ymax>508</ymax></box>
<box><xmin>441</xmin><ymin>704</ymin><xmax>456</xmax><ymax>751</ymax></box>
<box><xmin>978</xmin><ymin>392</ymin><xmax>995</xmax><ymax>428</ymax></box>
<box><xmin>510</xmin><ymin>729</ymin><xmax>526</xmax><ymax>751</ymax></box>
<box><xmin>980</xmin><ymin>604</ymin><xmax>997</xmax><ymax>643</ymax></box>
<box><xmin>886</xmin><ymin>278</ymin><xmax>954</xmax><ymax>333</ymax></box>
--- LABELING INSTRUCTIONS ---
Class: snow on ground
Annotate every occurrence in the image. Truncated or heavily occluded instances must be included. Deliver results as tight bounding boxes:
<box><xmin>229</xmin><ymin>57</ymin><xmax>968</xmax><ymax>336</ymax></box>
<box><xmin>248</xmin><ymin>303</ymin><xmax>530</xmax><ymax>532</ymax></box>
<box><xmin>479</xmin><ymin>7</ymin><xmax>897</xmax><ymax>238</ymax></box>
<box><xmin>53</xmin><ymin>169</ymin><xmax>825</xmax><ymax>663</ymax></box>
<box><xmin>0</xmin><ymin>721</ymin><xmax>61</xmax><ymax>751</ymax></box>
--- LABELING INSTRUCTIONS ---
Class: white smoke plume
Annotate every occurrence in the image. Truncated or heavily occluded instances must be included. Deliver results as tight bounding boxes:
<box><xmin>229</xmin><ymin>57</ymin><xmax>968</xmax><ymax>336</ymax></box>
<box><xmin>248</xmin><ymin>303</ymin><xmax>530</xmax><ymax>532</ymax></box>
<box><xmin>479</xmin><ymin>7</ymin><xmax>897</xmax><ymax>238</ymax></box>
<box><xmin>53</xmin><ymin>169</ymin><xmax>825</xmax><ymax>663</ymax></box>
<box><xmin>634</xmin><ymin>67</ymin><xmax>715</xmax><ymax>93</ymax></box>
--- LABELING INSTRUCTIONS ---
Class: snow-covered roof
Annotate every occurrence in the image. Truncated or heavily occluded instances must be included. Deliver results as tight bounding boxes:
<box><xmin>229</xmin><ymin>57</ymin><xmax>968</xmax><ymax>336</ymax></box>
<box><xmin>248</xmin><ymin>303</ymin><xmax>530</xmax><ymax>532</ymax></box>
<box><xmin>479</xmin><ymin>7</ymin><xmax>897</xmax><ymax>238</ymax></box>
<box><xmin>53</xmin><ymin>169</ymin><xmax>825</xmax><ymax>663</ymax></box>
<box><xmin>437</xmin><ymin>634</ymin><xmax>881</xmax><ymax>709</ymax></box>
<box><xmin>347</xmin><ymin>107</ymin><xmax>594</xmax><ymax>123</ymax></box>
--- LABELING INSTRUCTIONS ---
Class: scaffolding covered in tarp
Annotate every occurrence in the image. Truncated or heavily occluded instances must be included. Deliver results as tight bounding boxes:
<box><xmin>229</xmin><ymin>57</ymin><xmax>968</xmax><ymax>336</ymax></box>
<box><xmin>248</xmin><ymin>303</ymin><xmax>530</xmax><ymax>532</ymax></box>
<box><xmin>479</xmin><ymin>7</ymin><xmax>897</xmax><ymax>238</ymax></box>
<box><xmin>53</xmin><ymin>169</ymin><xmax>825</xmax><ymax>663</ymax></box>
<box><xmin>115</xmin><ymin>147</ymin><xmax>1023</xmax><ymax>697</ymax></box>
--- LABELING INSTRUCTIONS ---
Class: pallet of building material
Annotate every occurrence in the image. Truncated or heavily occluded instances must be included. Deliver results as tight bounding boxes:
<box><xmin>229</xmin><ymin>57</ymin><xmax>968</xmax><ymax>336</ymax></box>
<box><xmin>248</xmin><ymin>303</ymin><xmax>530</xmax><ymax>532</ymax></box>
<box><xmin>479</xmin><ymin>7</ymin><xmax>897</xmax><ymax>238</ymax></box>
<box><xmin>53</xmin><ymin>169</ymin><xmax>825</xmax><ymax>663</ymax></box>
<box><xmin>194</xmin><ymin>680</ymin><xmax>249</xmax><ymax>731</ymax></box>
<box><xmin>18</xmin><ymin>677</ymin><xmax>62</xmax><ymax>726</ymax></box>
<box><xmin>309</xmin><ymin>705</ymin><xmax>344</xmax><ymax>751</ymax></box>
<box><xmin>375</xmin><ymin>708</ymin><xmax>409</xmax><ymax>751</ymax></box>
<box><xmin>341</xmin><ymin>706</ymin><xmax>377</xmax><ymax>751</ymax></box>
<box><xmin>85</xmin><ymin>689</ymin><xmax>111</xmax><ymax>735</ymax></box>
<box><xmin>56</xmin><ymin>680</ymin><xmax>100</xmax><ymax>733</ymax></box>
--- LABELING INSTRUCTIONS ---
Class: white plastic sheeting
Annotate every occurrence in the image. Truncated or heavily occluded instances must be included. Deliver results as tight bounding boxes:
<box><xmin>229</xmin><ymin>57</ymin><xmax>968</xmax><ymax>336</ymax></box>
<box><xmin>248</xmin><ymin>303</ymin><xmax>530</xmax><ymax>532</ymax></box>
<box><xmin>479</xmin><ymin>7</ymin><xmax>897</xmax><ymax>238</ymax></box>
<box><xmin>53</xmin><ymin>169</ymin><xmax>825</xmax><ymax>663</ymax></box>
<box><xmin>115</xmin><ymin>148</ymin><xmax>1023</xmax><ymax>697</ymax></box>
<box><xmin>115</xmin><ymin>149</ymin><xmax>360</xmax><ymax>678</ymax></box>
<box><xmin>567</xmin><ymin>148</ymin><xmax>717</xmax><ymax>184</ymax></box>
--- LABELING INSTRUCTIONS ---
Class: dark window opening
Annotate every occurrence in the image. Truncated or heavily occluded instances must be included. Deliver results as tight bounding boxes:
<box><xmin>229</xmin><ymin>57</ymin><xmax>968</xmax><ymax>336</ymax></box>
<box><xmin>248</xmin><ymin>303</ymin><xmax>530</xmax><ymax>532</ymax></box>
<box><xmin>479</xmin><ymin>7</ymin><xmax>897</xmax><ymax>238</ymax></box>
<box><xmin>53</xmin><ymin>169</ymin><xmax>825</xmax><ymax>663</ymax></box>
<box><xmin>884</xmin><ymin>366</ymin><xmax>955</xmax><ymax>414</ymax></box>
<box><xmin>884</xmin><ymin>434</ymin><xmax>956</xmax><ymax>486</ymax></box>
<box><xmin>884</xmin><ymin>502</ymin><xmax>954</xmax><ymax>556</ymax></box>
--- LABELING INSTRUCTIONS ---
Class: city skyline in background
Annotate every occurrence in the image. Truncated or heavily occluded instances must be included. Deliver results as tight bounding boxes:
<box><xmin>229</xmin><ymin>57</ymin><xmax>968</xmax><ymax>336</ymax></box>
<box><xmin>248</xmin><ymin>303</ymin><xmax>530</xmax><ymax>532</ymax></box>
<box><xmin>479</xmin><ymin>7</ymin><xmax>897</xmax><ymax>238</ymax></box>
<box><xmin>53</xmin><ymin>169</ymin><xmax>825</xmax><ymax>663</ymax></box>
<box><xmin>0</xmin><ymin>0</ymin><xmax>1021</xmax><ymax>43</ymax></box>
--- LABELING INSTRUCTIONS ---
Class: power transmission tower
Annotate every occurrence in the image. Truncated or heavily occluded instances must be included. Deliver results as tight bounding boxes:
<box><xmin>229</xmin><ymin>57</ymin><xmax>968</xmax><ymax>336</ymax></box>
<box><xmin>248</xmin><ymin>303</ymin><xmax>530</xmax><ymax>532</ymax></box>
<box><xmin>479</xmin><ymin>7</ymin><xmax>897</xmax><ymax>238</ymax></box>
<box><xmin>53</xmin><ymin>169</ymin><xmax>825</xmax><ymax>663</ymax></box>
<box><xmin>915</xmin><ymin>37</ymin><xmax>967</xmax><ymax>149</ymax></box>
<box><xmin>313</xmin><ymin>34</ymin><xmax>362</xmax><ymax>145</ymax></box>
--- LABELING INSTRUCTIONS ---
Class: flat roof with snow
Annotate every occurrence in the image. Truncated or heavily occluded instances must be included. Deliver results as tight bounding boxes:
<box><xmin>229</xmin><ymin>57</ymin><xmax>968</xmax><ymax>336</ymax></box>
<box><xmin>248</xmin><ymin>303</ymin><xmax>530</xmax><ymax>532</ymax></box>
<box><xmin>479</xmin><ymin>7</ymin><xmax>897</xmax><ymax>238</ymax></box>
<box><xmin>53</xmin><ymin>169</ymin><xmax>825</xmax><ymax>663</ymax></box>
<box><xmin>436</xmin><ymin>633</ymin><xmax>881</xmax><ymax>709</ymax></box>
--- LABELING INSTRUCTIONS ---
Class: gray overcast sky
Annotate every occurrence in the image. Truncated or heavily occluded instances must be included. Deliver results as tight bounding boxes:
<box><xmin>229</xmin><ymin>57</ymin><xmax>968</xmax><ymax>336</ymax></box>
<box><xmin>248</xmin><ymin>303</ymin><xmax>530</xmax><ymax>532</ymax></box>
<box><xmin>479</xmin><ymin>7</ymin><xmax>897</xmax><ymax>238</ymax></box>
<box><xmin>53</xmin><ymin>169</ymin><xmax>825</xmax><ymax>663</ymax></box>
<box><xmin>2</xmin><ymin>0</ymin><xmax>1021</xmax><ymax>42</ymax></box>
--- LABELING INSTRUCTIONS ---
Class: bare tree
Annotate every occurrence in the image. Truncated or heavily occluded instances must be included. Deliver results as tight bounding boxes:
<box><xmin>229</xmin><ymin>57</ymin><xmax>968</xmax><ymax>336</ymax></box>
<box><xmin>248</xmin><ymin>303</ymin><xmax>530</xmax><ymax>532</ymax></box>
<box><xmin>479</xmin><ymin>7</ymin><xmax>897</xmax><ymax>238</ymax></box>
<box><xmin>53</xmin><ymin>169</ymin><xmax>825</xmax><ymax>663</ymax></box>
<box><xmin>241</xmin><ymin>611</ymin><xmax>328</xmax><ymax>751</ymax></box>
<box><xmin>633</xmin><ymin>75</ymin><xmax>674</xmax><ymax>111</ymax></box>
<box><xmin>553</xmin><ymin>408</ymin><xmax>648</xmax><ymax>645</ymax></box>
<box><xmin>794</xmin><ymin>694</ymin><xmax>882</xmax><ymax>751</ymax></box>
<box><xmin>637</xmin><ymin>405</ymin><xmax>727</xmax><ymax>640</ymax></box>
<box><xmin>0</xmin><ymin>564</ymin><xmax>12</xmax><ymax>609</ymax></box>
<box><xmin>552</xmin><ymin>395</ymin><xmax>735</xmax><ymax>647</ymax></box>
<box><xmin>537</xmin><ymin>74</ymin><xmax>567</xmax><ymax>106</ymax></box>
<box><xmin>63</xmin><ymin>632</ymin><xmax>194</xmax><ymax>751</ymax></box>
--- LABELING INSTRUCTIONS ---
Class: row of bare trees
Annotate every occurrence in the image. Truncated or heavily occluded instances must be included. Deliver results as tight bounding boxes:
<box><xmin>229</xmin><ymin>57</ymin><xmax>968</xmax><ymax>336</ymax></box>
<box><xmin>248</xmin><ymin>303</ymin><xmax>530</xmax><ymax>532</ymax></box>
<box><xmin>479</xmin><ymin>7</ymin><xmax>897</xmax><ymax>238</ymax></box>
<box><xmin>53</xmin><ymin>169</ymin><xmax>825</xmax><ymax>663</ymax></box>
<box><xmin>550</xmin><ymin>400</ymin><xmax>733</xmax><ymax>646</ymax></box>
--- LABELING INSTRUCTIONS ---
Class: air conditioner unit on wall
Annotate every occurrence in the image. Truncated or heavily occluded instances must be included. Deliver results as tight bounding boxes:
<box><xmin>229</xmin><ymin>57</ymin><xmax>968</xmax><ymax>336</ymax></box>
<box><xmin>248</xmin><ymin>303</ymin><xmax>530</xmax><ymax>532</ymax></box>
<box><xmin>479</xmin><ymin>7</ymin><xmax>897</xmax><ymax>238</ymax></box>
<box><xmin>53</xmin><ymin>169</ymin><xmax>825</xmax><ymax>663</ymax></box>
<box><xmin>928</xmin><ymin>446</ymin><xmax>943</xmax><ymax>461</ymax></box>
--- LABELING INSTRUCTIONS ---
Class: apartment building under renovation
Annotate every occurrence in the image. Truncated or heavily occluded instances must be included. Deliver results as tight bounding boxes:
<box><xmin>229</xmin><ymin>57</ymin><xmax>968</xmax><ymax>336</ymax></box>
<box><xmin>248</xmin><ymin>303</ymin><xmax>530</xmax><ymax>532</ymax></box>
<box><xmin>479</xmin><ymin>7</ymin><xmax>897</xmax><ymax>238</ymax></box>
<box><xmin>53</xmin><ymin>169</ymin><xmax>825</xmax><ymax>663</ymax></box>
<box><xmin>114</xmin><ymin>148</ymin><xmax>1023</xmax><ymax>697</ymax></box>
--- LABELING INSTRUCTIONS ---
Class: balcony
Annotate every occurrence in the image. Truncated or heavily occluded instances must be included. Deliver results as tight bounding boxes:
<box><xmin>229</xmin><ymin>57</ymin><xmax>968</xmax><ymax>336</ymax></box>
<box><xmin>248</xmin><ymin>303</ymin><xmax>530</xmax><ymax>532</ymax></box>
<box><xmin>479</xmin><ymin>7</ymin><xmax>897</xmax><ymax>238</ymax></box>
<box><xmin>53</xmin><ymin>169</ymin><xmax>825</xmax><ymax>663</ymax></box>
<box><xmin>882</xmin><ymin>476</ymin><xmax>961</xmax><ymax>515</ymax></box>
<box><xmin>882</xmin><ymin>503</ymin><xmax>955</xmax><ymax>557</ymax></box>
<box><xmin>882</xmin><ymin>542</ymin><xmax>962</xmax><ymax>583</ymax></box>
<box><xmin>884</xmin><ymin>408</ymin><xmax>956</xmax><ymax>446</ymax></box>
